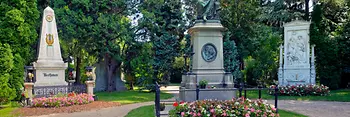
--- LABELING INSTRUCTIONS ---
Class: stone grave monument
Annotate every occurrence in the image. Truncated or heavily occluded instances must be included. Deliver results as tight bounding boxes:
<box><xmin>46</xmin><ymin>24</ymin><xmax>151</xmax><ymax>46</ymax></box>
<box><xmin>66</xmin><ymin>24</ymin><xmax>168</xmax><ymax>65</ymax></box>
<box><xmin>278</xmin><ymin>20</ymin><xmax>316</xmax><ymax>86</ymax></box>
<box><xmin>33</xmin><ymin>7</ymin><xmax>67</xmax><ymax>86</ymax></box>
<box><xmin>179</xmin><ymin>0</ymin><xmax>235</xmax><ymax>101</ymax></box>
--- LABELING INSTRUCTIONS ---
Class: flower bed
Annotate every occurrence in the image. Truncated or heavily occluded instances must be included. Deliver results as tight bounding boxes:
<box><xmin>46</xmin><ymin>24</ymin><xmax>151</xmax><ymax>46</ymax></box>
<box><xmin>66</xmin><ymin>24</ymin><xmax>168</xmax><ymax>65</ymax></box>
<box><xmin>169</xmin><ymin>97</ymin><xmax>278</xmax><ymax>117</ymax></box>
<box><xmin>32</xmin><ymin>93</ymin><xmax>94</xmax><ymax>107</ymax></box>
<box><xmin>269</xmin><ymin>84</ymin><xmax>330</xmax><ymax>96</ymax></box>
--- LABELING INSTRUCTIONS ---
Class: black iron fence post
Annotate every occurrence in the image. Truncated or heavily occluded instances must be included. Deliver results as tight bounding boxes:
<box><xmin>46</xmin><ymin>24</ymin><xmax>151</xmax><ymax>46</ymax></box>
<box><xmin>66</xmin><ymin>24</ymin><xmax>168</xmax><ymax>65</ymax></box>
<box><xmin>239</xmin><ymin>83</ymin><xmax>243</xmax><ymax>97</ymax></box>
<box><xmin>244</xmin><ymin>83</ymin><xmax>247</xmax><ymax>99</ymax></box>
<box><xmin>274</xmin><ymin>84</ymin><xmax>278</xmax><ymax>113</ymax></box>
<box><xmin>196</xmin><ymin>85</ymin><xmax>199</xmax><ymax>100</ymax></box>
<box><xmin>155</xmin><ymin>83</ymin><xmax>160</xmax><ymax>117</ymax></box>
<box><xmin>258</xmin><ymin>85</ymin><xmax>262</xmax><ymax>99</ymax></box>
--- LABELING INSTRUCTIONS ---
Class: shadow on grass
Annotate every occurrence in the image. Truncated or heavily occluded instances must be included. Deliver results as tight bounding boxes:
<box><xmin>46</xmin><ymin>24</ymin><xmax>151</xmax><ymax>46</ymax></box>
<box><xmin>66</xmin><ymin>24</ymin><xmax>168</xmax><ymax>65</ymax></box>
<box><xmin>95</xmin><ymin>90</ymin><xmax>173</xmax><ymax>105</ymax></box>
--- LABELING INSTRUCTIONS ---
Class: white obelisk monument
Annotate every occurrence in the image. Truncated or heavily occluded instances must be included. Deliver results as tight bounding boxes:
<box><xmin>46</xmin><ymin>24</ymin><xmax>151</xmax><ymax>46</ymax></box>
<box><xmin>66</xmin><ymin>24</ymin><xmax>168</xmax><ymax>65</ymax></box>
<box><xmin>33</xmin><ymin>6</ymin><xmax>67</xmax><ymax>86</ymax></box>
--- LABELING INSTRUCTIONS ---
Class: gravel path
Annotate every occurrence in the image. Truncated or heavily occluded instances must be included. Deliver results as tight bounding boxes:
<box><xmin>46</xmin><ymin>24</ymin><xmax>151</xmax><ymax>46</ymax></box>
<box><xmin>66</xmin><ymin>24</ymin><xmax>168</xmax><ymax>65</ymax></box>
<box><xmin>268</xmin><ymin>100</ymin><xmax>350</xmax><ymax>117</ymax></box>
<box><xmin>33</xmin><ymin>101</ymin><xmax>154</xmax><ymax>117</ymax></box>
<box><xmin>32</xmin><ymin>86</ymin><xmax>350</xmax><ymax>117</ymax></box>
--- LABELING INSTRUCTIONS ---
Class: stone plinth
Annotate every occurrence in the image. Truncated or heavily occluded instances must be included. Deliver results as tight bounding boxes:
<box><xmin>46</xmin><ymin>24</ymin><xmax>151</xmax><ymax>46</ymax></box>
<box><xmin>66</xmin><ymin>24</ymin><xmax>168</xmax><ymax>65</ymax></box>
<box><xmin>86</xmin><ymin>81</ymin><xmax>95</xmax><ymax>95</ymax></box>
<box><xmin>33</xmin><ymin>6</ymin><xmax>67</xmax><ymax>86</ymax></box>
<box><xmin>24</xmin><ymin>83</ymin><xmax>34</xmax><ymax>99</ymax></box>
<box><xmin>180</xmin><ymin>21</ymin><xmax>236</xmax><ymax>101</ymax></box>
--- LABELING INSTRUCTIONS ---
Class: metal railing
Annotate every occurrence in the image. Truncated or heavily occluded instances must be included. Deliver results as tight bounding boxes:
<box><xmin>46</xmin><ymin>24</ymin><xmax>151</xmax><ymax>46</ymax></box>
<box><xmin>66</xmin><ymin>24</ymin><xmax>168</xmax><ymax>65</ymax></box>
<box><xmin>33</xmin><ymin>84</ymin><xmax>87</xmax><ymax>98</ymax></box>
<box><xmin>154</xmin><ymin>82</ymin><xmax>279</xmax><ymax>117</ymax></box>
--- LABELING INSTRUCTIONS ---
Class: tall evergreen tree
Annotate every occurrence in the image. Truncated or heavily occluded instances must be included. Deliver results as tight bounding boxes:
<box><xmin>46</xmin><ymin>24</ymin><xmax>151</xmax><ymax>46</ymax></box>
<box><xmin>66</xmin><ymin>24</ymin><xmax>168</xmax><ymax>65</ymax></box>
<box><xmin>138</xmin><ymin>0</ymin><xmax>186</xmax><ymax>85</ymax></box>
<box><xmin>0</xmin><ymin>0</ymin><xmax>40</xmax><ymax>100</ymax></box>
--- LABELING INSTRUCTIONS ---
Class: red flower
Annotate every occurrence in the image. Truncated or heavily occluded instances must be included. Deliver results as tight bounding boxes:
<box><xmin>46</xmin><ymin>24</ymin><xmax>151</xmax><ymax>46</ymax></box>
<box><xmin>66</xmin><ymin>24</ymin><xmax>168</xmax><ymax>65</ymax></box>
<box><xmin>180</xmin><ymin>101</ymin><xmax>185</xmax><ymax>104</ymax></box>
<box><xmin>173</xmin><ymin>102</ymin><xmax>179</xmax><ymax>107</ymax></box>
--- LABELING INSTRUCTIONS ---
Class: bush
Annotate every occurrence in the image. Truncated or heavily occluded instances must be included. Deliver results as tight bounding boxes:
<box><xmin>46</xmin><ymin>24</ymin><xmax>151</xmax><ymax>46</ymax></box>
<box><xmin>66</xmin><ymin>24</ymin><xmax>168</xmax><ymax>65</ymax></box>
<box><xmin>269</xmin><ymin>84</ymin><xmax>330</xmax><ymax>96</ymax></box>
<box><xmin>169</xmin><ymin>97</ymin><xmax>278</xmax><ymax>117</ymax></box>
<box><xmin>32</xmin><ymin>93</ymin><xmax>94</xmax><ymax>107</ymax></box>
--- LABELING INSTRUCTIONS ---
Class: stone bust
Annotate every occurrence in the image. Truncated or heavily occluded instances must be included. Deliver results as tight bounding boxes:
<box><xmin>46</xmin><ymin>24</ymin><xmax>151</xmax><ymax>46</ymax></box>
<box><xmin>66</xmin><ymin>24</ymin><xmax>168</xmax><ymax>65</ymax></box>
<box><xmin>196</xmin><ymin>0</ymin><xmax>220</xmax><ymax>21</ymax></box>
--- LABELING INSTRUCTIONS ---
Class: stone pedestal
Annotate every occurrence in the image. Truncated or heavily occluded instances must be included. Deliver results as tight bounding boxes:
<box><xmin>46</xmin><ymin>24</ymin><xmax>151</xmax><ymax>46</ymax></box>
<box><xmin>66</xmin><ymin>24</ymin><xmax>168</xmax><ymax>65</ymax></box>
<box><xmin>33</xmin><ymin>7</ymin><xmax>67</xmax><ymax>86</ymax></box>
<box><xmin>24</xmin><ymin>83</ymin><xmax>34</xmax><ymax>99</ymax></box>
<box><xmin>85</xmin><ymin>81</ymin><xmax>95</xmax><ymax>95</ymax></box>
<box><xmin>179</xmin><ymin>21</ymin><xmax>236</xmax><ymax>101</ymax></box>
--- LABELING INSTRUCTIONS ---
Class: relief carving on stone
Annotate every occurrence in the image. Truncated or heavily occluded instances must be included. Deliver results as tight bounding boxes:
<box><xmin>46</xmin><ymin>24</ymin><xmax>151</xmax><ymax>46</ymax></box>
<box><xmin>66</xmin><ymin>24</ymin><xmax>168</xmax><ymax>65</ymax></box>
<box><xmin>286</xmin><ymin>31</ymin><xmax>307</xmax><ymax>65</ymax></box>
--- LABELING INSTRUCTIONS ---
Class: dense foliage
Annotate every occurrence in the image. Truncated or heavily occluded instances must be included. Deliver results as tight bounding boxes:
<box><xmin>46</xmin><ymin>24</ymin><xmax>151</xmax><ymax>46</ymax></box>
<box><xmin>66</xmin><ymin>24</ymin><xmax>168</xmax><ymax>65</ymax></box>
<box><xmin>269</xmin><ymin>84</ymin><xmax>330</xmax><ymax>96</ymax></box>
<box><xmin>137</xmin><ymin>0</ymin><xmax>186</xmax><ymax>86</ymax></box>
<box><xmin>309</xmin><ymin>1</ymin><xmax>349</xmax><ymax>89</ymax></box>
<box><xmin>0</xmin><ymin>43</ymin><xmax>16</xmax><ymax>104</ymax></box>
<box><xmin>169</xmin><ymin>97</ymin><xmax>279</xmax><ymax>117</ymax></box>
<box><xmin>32</xmin><ymin>93</ymin><xmax>94</xmax><ymax>107</ymax></box>
<box><xmin>0</xmin><ymin>0</ymin><xmax>39</xmax><ymax>102</ymax></box>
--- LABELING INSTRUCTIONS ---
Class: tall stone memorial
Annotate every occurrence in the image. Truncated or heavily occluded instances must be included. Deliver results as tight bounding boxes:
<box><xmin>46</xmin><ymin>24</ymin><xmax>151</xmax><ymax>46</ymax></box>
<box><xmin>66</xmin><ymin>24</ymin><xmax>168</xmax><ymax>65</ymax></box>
<box><xmin>278</xmin><ymin>20</ymin><xmax>316</xmax><ymax>86</ymax></box>
<box><xmin>33</xmin><ymin>7</ymin><xmax>67</xmax><ymax>86</ymax></box>
<box><xmin>179</xmin><ymin>0</ymin><xmax>235</xmax><ymax>101</ymax></box>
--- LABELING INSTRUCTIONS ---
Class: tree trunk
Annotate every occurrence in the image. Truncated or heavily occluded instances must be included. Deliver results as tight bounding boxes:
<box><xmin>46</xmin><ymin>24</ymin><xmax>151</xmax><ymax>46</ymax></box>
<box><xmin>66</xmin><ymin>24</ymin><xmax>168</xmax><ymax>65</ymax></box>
<box><xmin>105</xmin><ymin>54</ymin><xmax>118</xmax><ymax>92</ymax></box>
<box><xmin>74</xmin><ymin>57</ymin><xmax>81</xmax><ymax>85</ymax></box>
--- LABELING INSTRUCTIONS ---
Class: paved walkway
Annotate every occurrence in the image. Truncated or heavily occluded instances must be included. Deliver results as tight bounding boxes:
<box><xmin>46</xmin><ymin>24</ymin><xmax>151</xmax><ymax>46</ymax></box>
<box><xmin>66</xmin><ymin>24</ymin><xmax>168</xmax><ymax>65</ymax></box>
<box><xmin>34</xmin><ymin>86</ymin><xmax>350</xmax><ymax>117</ymax></box>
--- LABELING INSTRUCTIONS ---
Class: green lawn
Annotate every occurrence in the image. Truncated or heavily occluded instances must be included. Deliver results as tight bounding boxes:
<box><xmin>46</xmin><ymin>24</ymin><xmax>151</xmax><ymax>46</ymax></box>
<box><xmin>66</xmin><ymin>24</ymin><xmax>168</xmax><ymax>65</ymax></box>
<box><xmin>0</xmin><ymin>103</ymin><xmax>19</xmax><ymax>117</ymax></box>
<box><xmin>125</xmin><ymin>105</ymin><xmax>307</xmax><ymax>117</ymax></box>
<box><xmin>95</xmin><ymin>90</ymin><xmax>173</xmax><ymax>105</ymax></box>
<box><xmin>240</xmin><ymin>89</ymin><xmax>350</xmax><ymax>102</ymax></box>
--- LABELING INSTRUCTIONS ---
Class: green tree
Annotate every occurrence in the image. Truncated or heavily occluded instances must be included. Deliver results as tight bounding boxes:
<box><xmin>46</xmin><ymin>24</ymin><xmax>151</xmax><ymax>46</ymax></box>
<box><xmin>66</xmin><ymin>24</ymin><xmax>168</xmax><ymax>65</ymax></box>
<box><xmin>220</xmin><ymin>0</ymin><xmax>260</xmax><ymax>70</ymax></box>
<box><xmin>0</xmin><ymin>0</ymin><xmax>40</xmax><ymax>100</ymax></box>
<box><xmin>0</xmin><ymin>43</ymin><xmax>16</xmax><ymax>104</ymax></box>
<box><xmin>310</xmin><ymin>3</ymin><xmax>341</xmax><ymax>89</ymax></box>
<box><xmin>223</xmin><ymin>32</ymin><xmax>241</xmax><ymax>82</ymax></box>
<box><xmin>138</xmin><ymin>0</ymin><xmax>186</xmax><ymax>85</ymax></box>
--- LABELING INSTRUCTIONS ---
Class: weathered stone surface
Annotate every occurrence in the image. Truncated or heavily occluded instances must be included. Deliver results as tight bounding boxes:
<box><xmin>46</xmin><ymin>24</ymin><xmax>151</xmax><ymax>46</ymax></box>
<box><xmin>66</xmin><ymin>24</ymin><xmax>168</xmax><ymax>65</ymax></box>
<box><xmin>278</xmin><ymin>20</ymin><xmax>316</xmax><ymax>86</ymax></box>
<box><xmin>180</xmin><ymin>22</ymin><xmax>236</xmax><ymax>101</ymax></box>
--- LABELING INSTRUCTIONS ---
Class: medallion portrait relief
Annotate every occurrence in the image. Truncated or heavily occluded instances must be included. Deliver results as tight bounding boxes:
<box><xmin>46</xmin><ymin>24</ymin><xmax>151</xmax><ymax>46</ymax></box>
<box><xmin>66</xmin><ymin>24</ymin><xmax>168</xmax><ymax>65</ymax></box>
<box><xmin>201</xmin><ymin>43</ymin><xmax>217</xmax><ymax>62</ymax></box>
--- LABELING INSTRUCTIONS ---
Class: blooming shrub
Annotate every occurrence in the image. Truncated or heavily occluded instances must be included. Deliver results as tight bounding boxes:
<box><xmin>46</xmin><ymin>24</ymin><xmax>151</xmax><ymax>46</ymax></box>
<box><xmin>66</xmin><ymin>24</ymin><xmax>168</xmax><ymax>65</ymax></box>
<box><xmin>169</xmin><ymin>97</ymin><xmax>279</xmax><ymax>117</ymax></box>
<box><xmin>269</xmin><ymin>84</ymin><xmax>330</xmax><ymax>96</ymax></box>
<box><xmin>32</xmin><ymin>93</ymin><xmax>94</xmax><ymax>107</ymax></box>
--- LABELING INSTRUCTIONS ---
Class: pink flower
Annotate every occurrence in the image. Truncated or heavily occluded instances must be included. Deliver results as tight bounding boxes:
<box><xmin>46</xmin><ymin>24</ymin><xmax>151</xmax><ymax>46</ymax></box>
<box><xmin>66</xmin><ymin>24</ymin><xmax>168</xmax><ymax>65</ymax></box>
<box><xmin>181</xmin><ymin>112</ymin><xmax>185</xmax><ymax>116</ymax></box>
<box><xmin>222</xmin><ymin>112</ymin><xmax>227</xmax><ymax>116</ymax></box>
<box><xmin>192</xmin><ymin>113</ymin><xmax>197</xmax><ymax>117</ymax></box>
<box><xmin>197</xmin><ymin>113</ymin><xmax>201</xmax><ymax>116</ymax></box>
<box><xmin>250</xmin><ymin>108</ymin><xmax>255</xmax><ymax>112</ymax></box>
<box><xmin>210</xmin><ymin>109</ymin><xmax>215</xmax><ymax>113</ymax></box>
<box><xmin>245</xmin><ymin>113</ymin><xmax>250</xmax><ymax>117</ymax></box>
<box><xmin>272</xmin><ymin>107</ymin><xmax>277</xmax><ymax>111</ymax></box>
<box><xmin>270</xmin><ymin>113</ymin><xmax>275</xmax><ymax>117</ymax></box>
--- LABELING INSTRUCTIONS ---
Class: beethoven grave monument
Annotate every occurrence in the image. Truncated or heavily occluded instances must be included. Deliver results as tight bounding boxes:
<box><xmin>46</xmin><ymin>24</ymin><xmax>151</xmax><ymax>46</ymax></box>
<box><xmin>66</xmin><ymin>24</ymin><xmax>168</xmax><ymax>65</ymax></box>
<box><xmin>179</xmin><ymin>0</ymin><xmax>235</xmax><ymax>101</ymax></box>
<box><xmin>33</xmin><ymin>7</ymin><xmax>68</xmax><ymax>86</ymax></box>
<box><xmin>278</xmin><ymin>20</ymin><xmax>316</xmax><ymax>86</ymax></box>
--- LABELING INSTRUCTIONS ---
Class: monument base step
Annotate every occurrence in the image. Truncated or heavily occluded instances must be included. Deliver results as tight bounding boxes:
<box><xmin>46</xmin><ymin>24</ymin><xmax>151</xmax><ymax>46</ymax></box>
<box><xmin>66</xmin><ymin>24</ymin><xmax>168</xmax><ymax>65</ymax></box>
<box><xmin>179</xmin><ymin>87</ymin><xmax>237</xmax><ymax>102</ymax></box>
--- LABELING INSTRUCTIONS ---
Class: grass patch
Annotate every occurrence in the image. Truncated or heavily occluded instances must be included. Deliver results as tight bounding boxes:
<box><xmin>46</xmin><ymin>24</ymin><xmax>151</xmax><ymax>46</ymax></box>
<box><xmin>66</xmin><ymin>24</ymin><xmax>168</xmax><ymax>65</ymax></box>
<box><xmin>279</xmin><ymin>109</ymin><xmax>307</xmax><ymax>117</ymax></box>
<box><xmin>125</xmin><ymin>105</ymin><xmax>155</xmax><ymax>117</ymax></box>
<box><xmin>240</xmin><ymin>89</ymin><xmax>350</xmax><ymax>102</ymax></box>
<box><xmin>125</xmin><ymin>105</ymin><xmax>307</xmax><ymax>117</ymax></box>
<box><xmin>0</xmin><ymin>103</ymin><xmax>19</xmax><ymax>117</ymax></box>
<box><xmin>96</xmin><ymin>90</ymin><xmax>173</xmax><ymax>105</ymax></box>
